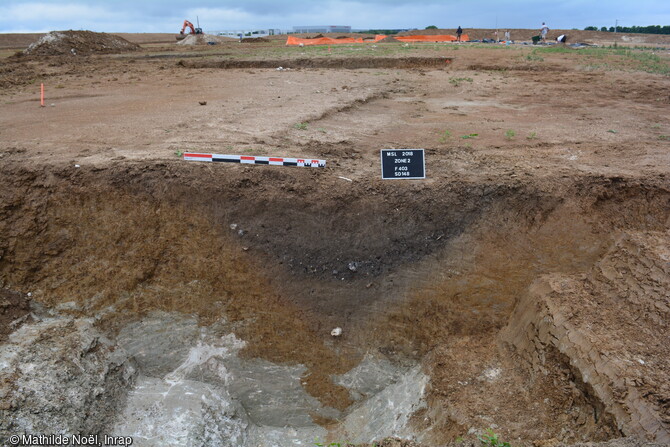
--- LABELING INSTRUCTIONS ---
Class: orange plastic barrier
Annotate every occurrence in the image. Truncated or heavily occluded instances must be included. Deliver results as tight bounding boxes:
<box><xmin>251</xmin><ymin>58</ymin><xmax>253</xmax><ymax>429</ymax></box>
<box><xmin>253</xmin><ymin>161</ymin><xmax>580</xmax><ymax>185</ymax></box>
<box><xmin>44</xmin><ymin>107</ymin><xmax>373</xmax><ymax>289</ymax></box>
<box><xmin>394</xmin><ymin>34</ymin><xmax>469</xmax><ymax>42</ymax></box>
<box><xmin>286</xmin><ymin>35</ymin><xmax>386</xmax><ymax>46</ymax></box>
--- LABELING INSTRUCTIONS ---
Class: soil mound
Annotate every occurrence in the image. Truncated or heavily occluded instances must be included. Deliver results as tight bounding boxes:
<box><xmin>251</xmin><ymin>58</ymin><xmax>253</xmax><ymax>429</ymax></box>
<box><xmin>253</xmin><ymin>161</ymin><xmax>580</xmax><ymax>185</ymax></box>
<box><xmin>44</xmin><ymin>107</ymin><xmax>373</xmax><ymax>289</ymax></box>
<box><xmin>177</xmin><ymin>33</ymin><xmax>234</xmax><ymax>45</ymax></box>
<box><xmin>241</xmin><ymin>37</ymin><xmax>270</xmax><ymax>43</ymax></box>
<box><xmin>378</xmin><ymin>36</ymin><xmax>400</xmax><ymax>43</ymax></box>
<box><xmin>24</xmin><ymin>30</ymin><xmax>140</xmax><ymax>56</ymax></box>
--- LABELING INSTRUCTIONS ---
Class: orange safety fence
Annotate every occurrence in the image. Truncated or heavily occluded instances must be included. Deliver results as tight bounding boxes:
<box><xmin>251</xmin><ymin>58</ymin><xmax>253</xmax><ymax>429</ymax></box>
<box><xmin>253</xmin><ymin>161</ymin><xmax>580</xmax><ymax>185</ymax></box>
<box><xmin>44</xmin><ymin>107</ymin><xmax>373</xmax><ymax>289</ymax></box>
<box><xmin>286</xmin><ymin>35</ymin><xmax>386</xmax><ymax>46</ymax></box>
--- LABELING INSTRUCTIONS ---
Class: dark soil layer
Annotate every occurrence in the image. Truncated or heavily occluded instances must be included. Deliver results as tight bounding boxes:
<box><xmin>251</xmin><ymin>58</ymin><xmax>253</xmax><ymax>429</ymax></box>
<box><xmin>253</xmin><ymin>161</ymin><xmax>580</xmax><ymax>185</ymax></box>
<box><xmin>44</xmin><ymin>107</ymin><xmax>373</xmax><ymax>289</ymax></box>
<box><xmin>0</xmin><ymin>289</ymin><xmax>31</xmax><ymax>342</ymax></box>
<box><xmin>1</xmin><ymin>160</ymin><xmax>668</xmax><ymax>442</ymax></box>
<box><xmin>183</xmin><ymin>57</ymin><xmax>453</xmax><ymax>69</ymax></box>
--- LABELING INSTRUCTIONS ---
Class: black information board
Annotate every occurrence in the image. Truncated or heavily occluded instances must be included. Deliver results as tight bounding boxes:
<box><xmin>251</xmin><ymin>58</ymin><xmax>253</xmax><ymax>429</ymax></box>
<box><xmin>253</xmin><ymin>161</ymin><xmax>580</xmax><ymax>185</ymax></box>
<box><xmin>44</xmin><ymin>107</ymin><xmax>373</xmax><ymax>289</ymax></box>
<box><xmin>380</xmin><ymin>149</ymin><xmax>425</xmax><ymax>180</ymax></box>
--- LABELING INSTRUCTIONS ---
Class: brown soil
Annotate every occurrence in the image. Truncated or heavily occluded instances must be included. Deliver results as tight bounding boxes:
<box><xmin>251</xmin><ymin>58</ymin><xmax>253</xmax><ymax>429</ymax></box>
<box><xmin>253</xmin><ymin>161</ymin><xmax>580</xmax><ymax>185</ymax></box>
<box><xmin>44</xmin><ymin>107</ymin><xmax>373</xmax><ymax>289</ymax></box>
<box><xmin>0</xmin><ymin>289</ymin><xmax>31</xmax><ymax>342</ymax></box>
<box><xmin>0</xmin><ymin>33</ymin><xmax>177</xmax><ymax>49</ymax></box>
<box><xmin>502</xmin><ymin>231</ymin><xmax>670</xmax><ymax>443</ymax></box>
<box><xmin>184</xmin><ymin>57</ymin><xmax>453</xmax><ymax>69</ymax></box>
<box><xmin>378</xmin><ymin>36</ymin><xmax>400</xmax><ymax>43</ymax></box>
<box><xmin>241</xmin><ymin>37</ymin><xmax>270</xmax><ymax>43</ymax></box>
<box><xmin>23</xmin><ymin>30</ymin><xmax>140</xmax><ymax>56</ymax></box>
<box><xmin>0</xmin><ymin>32</ymin><xmax>668</xmax><ymax>445</ymax></box>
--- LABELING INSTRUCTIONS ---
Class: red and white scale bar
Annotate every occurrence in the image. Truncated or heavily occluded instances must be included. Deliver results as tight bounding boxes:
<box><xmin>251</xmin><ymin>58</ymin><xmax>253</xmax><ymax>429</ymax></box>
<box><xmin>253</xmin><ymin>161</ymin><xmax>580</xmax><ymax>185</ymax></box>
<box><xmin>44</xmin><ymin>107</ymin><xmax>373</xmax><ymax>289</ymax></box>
<box><xmin>184</xmin><ymin>153</ymin><xmax>326</xmax><ymax>167</ymax></box>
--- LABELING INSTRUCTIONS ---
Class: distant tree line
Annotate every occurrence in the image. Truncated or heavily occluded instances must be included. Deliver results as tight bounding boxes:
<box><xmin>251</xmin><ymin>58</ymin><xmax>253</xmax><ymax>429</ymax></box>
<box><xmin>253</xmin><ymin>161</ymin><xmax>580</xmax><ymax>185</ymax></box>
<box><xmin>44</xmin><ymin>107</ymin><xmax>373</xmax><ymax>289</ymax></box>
<box><xmin>584</xmin><ymin>25</ymin><xmax>670</xmax><ymax>34</ymax></box>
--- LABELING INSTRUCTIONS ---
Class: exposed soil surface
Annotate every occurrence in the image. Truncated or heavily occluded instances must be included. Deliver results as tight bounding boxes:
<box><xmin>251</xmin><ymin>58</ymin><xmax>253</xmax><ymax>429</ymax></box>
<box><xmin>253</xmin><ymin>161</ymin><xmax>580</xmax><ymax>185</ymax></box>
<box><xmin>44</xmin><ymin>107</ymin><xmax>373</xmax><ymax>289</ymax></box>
<box><xmin>241</xmin><ymin>37</ymin><xmax>270</xmax><ymax>43</ymax></box>
<box><xmin>0</xmin><ymin>31</ymin><xmax>669</xmax><ymax>446</ymax></box>
<box><xmin>184</xmin><ymin>56</ymin><xmax>453</xmax><ymax>69</ymax></box>
<box><xmin>23</xmin><ymin>30</ymin><xmax>140</xmax><ymax>56</ymax></box>
<box><xmin>0</xmin><ymin>289</ymin><xmax>31</xmax><ymax>341</ymax></box>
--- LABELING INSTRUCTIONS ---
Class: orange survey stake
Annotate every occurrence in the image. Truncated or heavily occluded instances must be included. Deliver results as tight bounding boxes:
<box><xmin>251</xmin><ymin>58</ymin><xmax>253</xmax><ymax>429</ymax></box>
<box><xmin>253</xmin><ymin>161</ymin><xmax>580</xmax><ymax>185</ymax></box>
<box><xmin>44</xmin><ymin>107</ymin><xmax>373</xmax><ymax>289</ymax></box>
<box><xmin>40</xmin><ymin>83</ymin><xmax>44</xmax><ymax>107</ymax></box>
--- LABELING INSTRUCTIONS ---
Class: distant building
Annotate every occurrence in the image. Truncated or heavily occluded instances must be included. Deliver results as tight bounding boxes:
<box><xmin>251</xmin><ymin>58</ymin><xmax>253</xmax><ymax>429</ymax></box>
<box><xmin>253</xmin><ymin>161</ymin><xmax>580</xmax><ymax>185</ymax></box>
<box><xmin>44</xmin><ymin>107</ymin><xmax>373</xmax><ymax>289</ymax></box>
<box><xmin>292</xmin><ymin>25</ymin><xmax>352</xmax><ymax>33</ymax></box>
<box><xmin>215</xmin><ymin>29</ymin><xmax>283</xmax><ymax>37</ymax></box>
<box><xmin>352</xmin><ymin>28</ymin><xmax>413</xmax><ymax>33</ymax></box>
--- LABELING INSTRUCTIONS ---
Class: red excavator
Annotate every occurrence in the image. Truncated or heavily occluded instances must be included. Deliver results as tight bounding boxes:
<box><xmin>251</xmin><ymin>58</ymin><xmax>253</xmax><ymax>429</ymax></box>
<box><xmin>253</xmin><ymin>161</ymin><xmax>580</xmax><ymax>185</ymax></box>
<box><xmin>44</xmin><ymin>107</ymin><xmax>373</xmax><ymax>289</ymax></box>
<box><xmin>177</xmin><ymin>20</ymin><xmax>203</xmax><ymax>40</ymax></box>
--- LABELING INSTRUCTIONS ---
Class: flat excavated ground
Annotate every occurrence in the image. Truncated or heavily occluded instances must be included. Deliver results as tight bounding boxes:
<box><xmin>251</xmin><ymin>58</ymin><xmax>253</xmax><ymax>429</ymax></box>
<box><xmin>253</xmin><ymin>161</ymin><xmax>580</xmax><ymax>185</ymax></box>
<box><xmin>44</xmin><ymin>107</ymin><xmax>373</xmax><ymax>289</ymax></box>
<box><xmin>1</xmin><ymin>34</ymin><xmax>669</xmax><ymax>446</ymax></box>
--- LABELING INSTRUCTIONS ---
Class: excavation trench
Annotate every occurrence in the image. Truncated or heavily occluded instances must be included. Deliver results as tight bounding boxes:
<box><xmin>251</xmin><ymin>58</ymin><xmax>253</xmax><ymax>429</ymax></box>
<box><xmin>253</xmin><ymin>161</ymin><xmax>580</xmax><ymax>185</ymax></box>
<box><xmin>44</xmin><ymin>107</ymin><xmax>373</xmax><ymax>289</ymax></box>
<box><xmin>0</xmin><ymin>162</ymin><xmax>669</xmax><ymax>445</ymax></box>
<box><xmin>182</xmin><ymin>57</ymin><xmax>453</xmax><ymax>70</ymax></box>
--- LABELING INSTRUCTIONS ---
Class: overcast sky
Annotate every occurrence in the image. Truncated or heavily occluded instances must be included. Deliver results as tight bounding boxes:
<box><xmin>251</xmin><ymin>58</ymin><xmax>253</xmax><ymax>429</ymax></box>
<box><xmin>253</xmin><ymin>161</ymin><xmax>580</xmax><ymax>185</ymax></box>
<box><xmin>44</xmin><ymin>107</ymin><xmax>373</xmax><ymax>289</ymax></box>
<box><xmin>1</xmin><ymin>0</ymin><xmax>668</xmax><ymax>33</ymax></box>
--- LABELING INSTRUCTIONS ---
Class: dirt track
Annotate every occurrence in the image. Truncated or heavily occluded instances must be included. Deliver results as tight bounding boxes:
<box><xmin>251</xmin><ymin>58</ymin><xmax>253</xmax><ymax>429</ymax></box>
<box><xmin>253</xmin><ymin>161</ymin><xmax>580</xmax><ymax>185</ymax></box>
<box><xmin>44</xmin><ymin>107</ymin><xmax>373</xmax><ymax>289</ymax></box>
<box><xmin>0</xmin><ymin>31</ymin><xmax>669</xmax><ymax>446</ymax></box>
